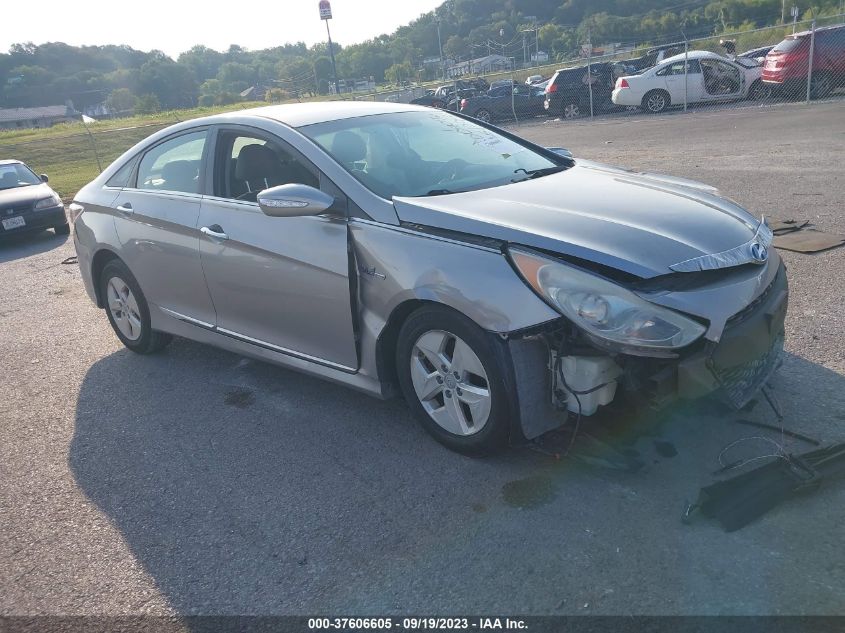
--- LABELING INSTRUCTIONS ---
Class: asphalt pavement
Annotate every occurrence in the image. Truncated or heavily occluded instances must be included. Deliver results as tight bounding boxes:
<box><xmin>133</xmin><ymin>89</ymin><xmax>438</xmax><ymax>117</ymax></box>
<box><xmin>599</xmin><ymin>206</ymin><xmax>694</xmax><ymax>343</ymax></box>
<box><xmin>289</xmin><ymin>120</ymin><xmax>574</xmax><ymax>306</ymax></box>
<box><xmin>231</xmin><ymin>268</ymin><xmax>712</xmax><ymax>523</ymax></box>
<box><xmin>1</xmin><ymin>100</ymin><xmax>844</xmax><ymax>617</ymax></box>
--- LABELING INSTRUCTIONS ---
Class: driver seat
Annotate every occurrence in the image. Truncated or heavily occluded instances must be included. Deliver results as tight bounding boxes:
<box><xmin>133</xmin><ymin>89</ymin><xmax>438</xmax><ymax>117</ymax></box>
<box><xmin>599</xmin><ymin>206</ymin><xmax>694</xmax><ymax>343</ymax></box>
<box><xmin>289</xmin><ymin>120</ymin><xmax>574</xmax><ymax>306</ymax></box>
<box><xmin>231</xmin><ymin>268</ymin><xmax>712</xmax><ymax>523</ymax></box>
<box><xmin>235</xmin><ymin>144</ymin><xmax>285</xmax><ymax>197</ymax></box>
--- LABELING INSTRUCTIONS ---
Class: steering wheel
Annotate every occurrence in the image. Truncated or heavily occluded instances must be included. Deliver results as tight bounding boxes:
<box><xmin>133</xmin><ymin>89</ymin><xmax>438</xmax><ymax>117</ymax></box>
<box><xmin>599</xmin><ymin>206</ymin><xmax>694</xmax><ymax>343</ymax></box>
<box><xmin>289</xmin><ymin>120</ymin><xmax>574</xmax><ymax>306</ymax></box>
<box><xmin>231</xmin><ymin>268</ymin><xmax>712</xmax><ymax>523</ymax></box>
<box><xmin>431</xmin><ymin>159</ymin><xmax>470</xmax><ymax>184</ymax></box>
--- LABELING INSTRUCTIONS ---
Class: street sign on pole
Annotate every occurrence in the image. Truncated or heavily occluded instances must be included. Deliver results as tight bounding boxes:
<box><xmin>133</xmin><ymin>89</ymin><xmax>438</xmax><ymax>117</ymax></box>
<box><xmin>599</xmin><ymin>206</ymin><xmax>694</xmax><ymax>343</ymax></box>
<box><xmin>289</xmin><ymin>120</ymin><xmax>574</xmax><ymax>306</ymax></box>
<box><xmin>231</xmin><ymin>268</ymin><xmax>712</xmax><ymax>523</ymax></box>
<box><xmin>319</xmin><ymin>0</ymin><xmax>332</xmax><ymax>20</ymax></box>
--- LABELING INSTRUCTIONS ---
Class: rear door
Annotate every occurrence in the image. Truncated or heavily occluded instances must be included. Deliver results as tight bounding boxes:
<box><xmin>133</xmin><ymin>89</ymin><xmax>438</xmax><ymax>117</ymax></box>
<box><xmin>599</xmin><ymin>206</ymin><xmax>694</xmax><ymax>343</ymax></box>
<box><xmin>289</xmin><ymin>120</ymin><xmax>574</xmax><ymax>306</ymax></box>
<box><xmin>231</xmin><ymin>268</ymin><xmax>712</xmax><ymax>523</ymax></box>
<box><xmin>112</xmin><ymin>129</ymin><xmax>217</xmax><ymax>326</ymax></box>
<box><xmin>196</xmin><ymin>126</ymin><xmax>358</xmax><ymax>370</ymax></box>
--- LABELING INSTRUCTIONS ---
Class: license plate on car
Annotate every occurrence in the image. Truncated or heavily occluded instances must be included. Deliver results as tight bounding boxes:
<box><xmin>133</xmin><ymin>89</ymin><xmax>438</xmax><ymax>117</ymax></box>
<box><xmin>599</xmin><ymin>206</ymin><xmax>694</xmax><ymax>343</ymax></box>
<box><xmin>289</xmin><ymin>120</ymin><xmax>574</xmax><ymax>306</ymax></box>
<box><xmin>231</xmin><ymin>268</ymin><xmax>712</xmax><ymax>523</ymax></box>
<box><xmin>2</xmin><ymin>216</ymin><xmax>25</xmax><ymax>230</ymax></box>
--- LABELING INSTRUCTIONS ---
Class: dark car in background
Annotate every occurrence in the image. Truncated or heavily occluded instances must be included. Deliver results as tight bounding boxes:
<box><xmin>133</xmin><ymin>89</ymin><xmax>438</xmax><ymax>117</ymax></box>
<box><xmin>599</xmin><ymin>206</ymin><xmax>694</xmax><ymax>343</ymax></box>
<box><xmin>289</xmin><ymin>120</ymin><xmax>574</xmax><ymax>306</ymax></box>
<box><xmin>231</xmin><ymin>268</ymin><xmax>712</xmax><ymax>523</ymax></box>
<box><xmin>762</xmin><ymin>24</ymin><xmax>845</xmax><ymax>98</ymax></box>
<box><xmin>0</xmin><ymin>160</ymin><xmax>68</xmax><ymax>238</ymax></box>
<box><xmin>410</xmin><ymin>90</ymin><xmax>446</xmax><ymax>109</ymax></box>
<box><xmin>545</xmin><ymin>63</ymin><xmax>629</xmax><ymax>118</ymax></box>
<box><xmin>460</xmin><ymin>83</ymin><xmax>546</xmax><ymax>122</ymax></box>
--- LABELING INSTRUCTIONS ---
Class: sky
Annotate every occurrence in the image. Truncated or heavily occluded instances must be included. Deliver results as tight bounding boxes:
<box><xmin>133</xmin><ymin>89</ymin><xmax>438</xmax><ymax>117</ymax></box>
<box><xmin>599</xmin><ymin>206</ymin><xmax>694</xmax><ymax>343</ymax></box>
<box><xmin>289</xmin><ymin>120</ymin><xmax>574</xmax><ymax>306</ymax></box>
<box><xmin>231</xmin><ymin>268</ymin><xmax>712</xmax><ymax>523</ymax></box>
<box><xmin>1</xmin><ymin>0</ymin><xmax>444</xmax><ymax>58</ymax></box>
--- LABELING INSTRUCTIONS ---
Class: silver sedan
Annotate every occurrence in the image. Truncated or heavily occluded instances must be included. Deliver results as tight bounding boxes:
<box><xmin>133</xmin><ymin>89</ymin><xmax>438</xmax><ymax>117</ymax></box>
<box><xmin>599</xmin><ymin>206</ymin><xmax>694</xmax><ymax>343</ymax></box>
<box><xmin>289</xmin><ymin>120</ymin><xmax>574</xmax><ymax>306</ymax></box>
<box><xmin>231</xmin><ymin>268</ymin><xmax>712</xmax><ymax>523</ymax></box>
<box><xmin>71</xmin><ymin>102</ymin><xmax>786</xmax><ymax>454</ymax></box>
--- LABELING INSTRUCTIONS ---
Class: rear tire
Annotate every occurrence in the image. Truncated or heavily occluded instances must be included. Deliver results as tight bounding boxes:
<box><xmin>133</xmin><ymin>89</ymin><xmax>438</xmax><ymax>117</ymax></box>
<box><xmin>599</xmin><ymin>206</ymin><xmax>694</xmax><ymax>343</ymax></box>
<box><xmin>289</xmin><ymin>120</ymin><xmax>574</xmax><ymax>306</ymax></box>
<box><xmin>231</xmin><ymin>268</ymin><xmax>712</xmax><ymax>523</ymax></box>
<box><xmin>54</xmin><ymin>223</ymin><xmax>70</xmax><ymax>236</ymax></box>
<box><xmin>100</xmin><ymin>259</ymin><xmax>172</xmax><ymax>355</ymax></box>
<box><xmin>642</xmin><ymin>89</ymin><xmax>670</xmax><ymax>113</ymax></box>
<box><xmin>474</xmin><ymin>109</ymin><xmax>492</xmax><ymax>123</ymax></box>
<box><xmin>562</xmin><ymin>102</ymin><xmax>581</xmax><ymax>118</ymax></box>
<box><xmin>809</xmin><ymin>73</ymin><xmax>832</xmax><ymax>99</ymax></box>
<box><xmin>396</xmin><ymin>305</ymin><xmax>513</xmax><ymax>455</ymax></box>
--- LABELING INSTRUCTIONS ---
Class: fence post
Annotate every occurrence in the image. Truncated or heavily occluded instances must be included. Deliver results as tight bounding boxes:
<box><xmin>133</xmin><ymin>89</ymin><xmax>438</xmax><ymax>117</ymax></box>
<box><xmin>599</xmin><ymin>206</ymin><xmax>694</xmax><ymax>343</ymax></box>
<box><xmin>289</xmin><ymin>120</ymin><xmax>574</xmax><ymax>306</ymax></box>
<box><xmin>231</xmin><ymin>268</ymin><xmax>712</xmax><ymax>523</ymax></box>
<box><xmin>683</xmin><ymin>32</ymin><xmax>689</xmax><ymax>112</ymax></box>
<box><xmin>587</xmin><ymin>28</ymin><xmax>594</xmax><ymax>119</ymax></box>
<box><xmin>805</xmin><ymin>18</ymin><xmax>816</xmax><ymax>104</ymax></box>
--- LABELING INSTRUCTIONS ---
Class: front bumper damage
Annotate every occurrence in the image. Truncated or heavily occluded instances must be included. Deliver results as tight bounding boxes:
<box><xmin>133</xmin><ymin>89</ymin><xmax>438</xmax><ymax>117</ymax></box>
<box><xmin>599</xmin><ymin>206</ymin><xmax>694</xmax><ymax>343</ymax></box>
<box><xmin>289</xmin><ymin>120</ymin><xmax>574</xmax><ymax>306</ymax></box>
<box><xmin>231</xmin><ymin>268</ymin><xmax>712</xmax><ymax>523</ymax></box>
<box><xmin>508</xmin><ymin>263</ymin><xmax>789</xmax><ymax>441</ymax></box>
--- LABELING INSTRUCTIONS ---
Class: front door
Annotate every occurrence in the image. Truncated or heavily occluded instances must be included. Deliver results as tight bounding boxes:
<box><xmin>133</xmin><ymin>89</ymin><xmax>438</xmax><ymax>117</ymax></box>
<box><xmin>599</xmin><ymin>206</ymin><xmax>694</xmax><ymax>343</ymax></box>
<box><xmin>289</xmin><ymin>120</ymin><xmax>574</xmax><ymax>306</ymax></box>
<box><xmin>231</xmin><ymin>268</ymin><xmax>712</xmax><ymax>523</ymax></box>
<box><xmin>197</xmin><ymin>126</ymin><xmax>358</xmax><ymax>370</ymax></box>
<box><xmin>112</xmin><ymin>129</ymin><xmax>217</xmax><ymax>326</ymax></box>
<box><xmin>659</xmin><ymin>59</ymin><xmax>706</xmax><ymax>104</ymax></box>
<box><xmin>700</xmin><ymin>59</ymin><xmax>743</xmax><ymax>101</ymax></box>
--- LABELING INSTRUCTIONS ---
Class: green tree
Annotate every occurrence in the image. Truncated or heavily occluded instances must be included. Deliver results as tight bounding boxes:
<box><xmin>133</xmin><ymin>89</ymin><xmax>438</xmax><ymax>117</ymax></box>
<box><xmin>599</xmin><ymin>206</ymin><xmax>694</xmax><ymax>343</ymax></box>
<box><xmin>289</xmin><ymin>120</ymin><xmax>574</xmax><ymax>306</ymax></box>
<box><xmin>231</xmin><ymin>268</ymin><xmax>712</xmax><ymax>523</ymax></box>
<box><xmin>135</xmin><ymin>93</ymin><xmax>160</xmax><ymax>114</ymax></box>
<box><xmin>105</xmin><ymin>88</ymin><xmax>137</xmax><ymax>115</ymax></box>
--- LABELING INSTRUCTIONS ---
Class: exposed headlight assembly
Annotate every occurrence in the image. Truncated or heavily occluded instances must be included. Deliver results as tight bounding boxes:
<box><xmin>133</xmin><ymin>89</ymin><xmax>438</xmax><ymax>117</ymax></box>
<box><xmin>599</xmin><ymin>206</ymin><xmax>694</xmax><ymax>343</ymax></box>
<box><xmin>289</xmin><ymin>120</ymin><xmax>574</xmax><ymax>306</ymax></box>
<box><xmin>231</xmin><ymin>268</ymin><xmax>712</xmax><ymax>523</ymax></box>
<box><xmin>509</xmin><ymin>247</ymin><xmax>706</xmax><ymax>350</ymax></box>
<box><xmin>34</xmin><ymin>193</ymin><xmax>62</xmax><ymax>210</ymax></box>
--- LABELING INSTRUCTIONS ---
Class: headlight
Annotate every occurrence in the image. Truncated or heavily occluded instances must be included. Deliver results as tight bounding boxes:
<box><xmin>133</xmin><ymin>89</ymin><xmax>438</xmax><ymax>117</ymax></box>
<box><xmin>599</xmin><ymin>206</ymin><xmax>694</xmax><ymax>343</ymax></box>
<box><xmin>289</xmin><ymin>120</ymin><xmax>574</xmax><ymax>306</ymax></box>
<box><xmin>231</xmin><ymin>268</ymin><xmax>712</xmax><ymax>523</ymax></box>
<box><xmin>509</xmin><ymin>247</ymin><xmax>706</xmax><ymax>350</ymax></box>
<box><xmin>34</xmin><ymin>193</ymin><xmax>62</xmax><ymax>210</ymax></box>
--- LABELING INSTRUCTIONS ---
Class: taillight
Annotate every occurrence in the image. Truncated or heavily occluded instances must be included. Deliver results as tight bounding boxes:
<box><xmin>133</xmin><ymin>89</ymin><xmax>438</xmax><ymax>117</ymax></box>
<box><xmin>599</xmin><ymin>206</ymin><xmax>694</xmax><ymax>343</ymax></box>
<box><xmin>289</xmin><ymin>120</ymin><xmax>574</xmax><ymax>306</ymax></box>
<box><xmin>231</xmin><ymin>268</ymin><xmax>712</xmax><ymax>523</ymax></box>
<box><xmin>546</xmin><ymin>83</ymin><xmax>557</xmax><ymax>94</ymax></box>
<box><xmin>618</xmin><ymin>78</ymin><xmax>630</xmax><ymax>89</ymax></box>
<box><xmin>460</xmin><ymin>99</ymin><xmax>468</xmax><ymax>110</ymax></box>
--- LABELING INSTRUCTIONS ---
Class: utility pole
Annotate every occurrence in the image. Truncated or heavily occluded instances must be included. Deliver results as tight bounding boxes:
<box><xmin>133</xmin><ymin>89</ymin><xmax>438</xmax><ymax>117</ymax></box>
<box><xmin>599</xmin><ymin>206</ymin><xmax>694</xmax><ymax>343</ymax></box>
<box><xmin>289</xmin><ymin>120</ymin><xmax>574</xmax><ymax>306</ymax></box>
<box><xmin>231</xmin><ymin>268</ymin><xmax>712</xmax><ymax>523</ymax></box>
<box><xmin>319</xmin><ymin>0</ymin><xmax>339</xmax><ymax>96</ymax></box>
<box><xmin>436</xmin><ymin>17</ymin><xmax>445</xmax><ymax>81</ymax></box>
<box><xmin>523</xmin><ymin>33</ymin><xmax>527</xmax><ymax>66</ymax></box>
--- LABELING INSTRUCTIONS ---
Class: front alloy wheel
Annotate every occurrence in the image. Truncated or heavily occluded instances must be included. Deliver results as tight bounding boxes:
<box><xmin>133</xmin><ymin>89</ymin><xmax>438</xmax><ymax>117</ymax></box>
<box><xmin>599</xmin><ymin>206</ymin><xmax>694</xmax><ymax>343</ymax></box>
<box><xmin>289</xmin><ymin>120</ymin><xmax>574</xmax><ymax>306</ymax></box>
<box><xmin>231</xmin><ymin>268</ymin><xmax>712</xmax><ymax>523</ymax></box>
<box><xmin>396</xmin><ymin>305</ymin><xmax>513</xmax><ymax>454</ymax></box>
<box><xmin>410</xmin><ymin>330</ymin><xmax>492</xmax><ymax>436</ymax></box>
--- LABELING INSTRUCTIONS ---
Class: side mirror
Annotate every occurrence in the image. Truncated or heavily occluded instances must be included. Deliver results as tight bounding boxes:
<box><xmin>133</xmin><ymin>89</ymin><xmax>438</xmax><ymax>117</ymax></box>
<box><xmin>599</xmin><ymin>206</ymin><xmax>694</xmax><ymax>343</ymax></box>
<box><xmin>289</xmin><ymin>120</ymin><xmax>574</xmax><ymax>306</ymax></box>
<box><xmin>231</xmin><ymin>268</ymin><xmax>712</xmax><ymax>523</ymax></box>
<box><xmin>546</xmin><ymin>147</ymin><xmax>574</xmax><ymax>159</ymax></box>
<box><xmin>40</xmin><ymin>174</ymin><xmax>49</xmax><ymax>183</ymax></box>
<box><xmin>257</xmin><ymin>183</ymin><xmax>336</xmax><ymax>218</ymax></box>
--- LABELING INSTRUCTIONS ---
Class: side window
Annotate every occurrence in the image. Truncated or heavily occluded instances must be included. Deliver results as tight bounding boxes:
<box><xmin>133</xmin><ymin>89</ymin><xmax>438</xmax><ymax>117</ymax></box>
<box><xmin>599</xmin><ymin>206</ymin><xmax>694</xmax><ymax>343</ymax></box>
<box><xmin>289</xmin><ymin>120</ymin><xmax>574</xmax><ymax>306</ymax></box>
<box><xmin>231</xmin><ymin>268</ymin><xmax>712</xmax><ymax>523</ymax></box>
<box><xmin>137</xmin><ymin>131</ymin><xmax>207</xmax><ymax>194</ymax></box>
<box><xmin>216</xmin><ymin>131</ymin><xmax>320</xmax><ymax>202</ymax></box>
<box><xmin>106</xmin><ymin>155</ymin><xmax>139</xmax><ymax>188</ymax></box>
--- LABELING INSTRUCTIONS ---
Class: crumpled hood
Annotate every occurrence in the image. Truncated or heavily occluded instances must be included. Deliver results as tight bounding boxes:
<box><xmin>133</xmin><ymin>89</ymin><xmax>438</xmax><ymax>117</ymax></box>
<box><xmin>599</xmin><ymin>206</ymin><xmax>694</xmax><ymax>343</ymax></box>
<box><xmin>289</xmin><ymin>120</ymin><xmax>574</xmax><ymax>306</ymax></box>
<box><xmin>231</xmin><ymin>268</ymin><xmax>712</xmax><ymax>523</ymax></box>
<box><xmin>0</xmin><ymin>183</ymin><xmax>55</xmax><ymax>208</ymax></box>
<box><xmin>393</xmin><ymin>161</ymin><xmax>760</xmax><ymax>279</ymax></box>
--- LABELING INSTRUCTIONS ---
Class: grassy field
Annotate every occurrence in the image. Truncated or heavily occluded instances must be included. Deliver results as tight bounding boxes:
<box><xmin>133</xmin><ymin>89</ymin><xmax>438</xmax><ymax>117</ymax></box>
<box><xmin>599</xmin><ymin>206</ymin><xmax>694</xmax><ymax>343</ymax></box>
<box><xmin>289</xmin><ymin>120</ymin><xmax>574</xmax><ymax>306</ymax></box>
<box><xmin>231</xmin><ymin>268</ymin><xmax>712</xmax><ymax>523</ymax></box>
<box><xmin>0</xmin><ymin>102</ymin><xmax>265</xmax><ymax>201</ymax></box>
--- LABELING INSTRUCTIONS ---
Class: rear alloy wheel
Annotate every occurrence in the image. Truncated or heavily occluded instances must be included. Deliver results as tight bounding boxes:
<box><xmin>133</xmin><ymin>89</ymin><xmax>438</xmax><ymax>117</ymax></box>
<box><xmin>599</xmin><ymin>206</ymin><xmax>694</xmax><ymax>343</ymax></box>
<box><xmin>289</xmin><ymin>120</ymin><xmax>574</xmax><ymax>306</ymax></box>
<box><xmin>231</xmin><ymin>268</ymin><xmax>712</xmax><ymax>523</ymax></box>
<box><xmin>810</xmin><ymin>73</ymin><xmax>832</xmax><ymax>99</ymax></box>
<box><xmin>562</xmin><ymin>102</ymin><xmax>581</xmax><ymax>118</ymax></box>
<box><xmin>643</xmin><ymin>90</ymin><xmax>669</xmax><ymax>113</ymax></box>
<box><xmin>748</xmin><ymin>80</ymin><xmax>772</xmax><ymax>101</ymax></box>
<box><xmin>396</xmin><ymin>306</ymin><xmax>512</xmax><ymax>454</ymax></box>
<box><xmin>474</xmin><ymin>109</ymin><xmax>492</xmax><ymax>123</ymax></box>
<box><xmin>100</xmin><ymin>259</ymin><xmax>172</xmax><ymax>355</ymax></box>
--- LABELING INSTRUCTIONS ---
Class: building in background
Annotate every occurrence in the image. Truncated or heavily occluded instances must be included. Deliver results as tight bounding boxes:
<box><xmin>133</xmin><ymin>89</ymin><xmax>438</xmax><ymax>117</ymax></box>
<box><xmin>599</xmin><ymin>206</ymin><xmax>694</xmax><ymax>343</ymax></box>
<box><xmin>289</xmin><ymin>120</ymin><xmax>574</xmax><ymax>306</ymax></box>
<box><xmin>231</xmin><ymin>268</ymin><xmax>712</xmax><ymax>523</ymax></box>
<box><xmin>0</xmin><ymin>104</ymin><xmax>80</xmax><ymax>130</ymax></box>
<box><xmin>448</xmin><ymin>54</ymin><xmax>512</xmax><ymax>78</ymax></box>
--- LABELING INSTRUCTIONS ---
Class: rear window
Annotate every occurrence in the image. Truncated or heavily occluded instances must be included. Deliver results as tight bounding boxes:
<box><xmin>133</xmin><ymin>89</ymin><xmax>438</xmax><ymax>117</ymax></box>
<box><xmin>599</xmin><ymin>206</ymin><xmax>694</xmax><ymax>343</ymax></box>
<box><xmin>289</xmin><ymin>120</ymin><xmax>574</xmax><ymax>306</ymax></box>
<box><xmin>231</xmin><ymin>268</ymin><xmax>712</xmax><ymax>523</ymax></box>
<box><xmin>772</xmin><ymin>37</ymin><xmax>806</xmax><ymax>53</ymax></box>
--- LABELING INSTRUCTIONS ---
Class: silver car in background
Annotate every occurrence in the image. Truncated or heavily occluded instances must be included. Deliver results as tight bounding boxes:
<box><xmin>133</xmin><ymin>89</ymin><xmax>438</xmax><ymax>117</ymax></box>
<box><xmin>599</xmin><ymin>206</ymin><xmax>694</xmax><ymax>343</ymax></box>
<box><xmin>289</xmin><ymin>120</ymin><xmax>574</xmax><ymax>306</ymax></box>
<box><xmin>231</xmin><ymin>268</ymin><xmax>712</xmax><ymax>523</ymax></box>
<box><xmin>71</xmin><ymin>102</ymin><xmax>786</xmax><ymax>454</ymax></box>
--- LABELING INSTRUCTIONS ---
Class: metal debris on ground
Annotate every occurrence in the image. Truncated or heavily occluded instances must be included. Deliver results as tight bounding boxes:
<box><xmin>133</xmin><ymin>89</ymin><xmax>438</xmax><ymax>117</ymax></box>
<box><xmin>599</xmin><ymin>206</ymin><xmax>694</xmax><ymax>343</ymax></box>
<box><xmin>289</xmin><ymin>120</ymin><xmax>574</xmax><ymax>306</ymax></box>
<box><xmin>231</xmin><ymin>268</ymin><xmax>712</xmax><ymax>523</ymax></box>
<box><xmin>767</xmin><ymin>217</ymin><xmax>845</xmax><ymax>254</ymax></box>
<box><xmin>686</xmin><ymin>442</ymin><xmax>845</xmax><ymax>532</ymax></box>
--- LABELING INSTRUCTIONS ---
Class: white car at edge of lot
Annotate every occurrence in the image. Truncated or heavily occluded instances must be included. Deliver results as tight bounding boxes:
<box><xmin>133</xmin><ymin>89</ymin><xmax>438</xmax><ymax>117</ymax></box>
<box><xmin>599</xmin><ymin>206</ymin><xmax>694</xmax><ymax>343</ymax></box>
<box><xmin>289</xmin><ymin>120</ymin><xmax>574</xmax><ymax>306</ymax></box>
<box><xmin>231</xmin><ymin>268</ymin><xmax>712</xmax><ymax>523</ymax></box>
<box><xmin>612</xmin><ymin>50</ymin><xmax>771</xmax><ymax>113</ymax></box>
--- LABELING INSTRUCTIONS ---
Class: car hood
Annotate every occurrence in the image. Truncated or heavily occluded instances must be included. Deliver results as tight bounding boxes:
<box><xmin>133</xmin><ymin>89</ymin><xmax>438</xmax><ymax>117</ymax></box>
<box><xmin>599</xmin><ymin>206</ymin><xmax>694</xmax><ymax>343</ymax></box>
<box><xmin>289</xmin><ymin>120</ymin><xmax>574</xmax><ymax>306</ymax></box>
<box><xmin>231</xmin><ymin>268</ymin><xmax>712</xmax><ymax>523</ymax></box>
<box><xmin>0</xmin><ymin>183</ymin><xmax>54</xmax><ymax>208</ymax></box>
<box><xmin>393</xmin><ymin>161</ymin><xmax>760</xmax><ymax>279</ymax></box>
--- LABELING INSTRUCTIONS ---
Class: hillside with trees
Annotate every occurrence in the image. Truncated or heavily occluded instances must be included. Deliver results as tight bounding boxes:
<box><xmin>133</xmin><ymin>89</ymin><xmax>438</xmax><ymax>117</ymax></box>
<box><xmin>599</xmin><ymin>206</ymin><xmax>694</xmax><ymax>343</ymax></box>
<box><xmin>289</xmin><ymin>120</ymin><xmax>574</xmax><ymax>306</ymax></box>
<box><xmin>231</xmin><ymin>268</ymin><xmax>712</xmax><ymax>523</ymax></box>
<box><xmin>1</xmin><ymin>0</ymin><xmax>842</xmax><ymax>113</ymax></box>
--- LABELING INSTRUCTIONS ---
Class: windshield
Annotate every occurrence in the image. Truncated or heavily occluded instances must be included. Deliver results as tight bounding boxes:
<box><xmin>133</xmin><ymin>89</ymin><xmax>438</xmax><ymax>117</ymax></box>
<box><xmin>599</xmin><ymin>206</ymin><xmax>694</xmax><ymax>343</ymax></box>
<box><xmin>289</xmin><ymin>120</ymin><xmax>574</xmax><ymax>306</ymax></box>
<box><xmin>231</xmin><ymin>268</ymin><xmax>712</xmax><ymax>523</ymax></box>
<box><xmin>301</xmin><ymin>110</ymin><xmax>563</xmax><ymax>199</ymax></box>
<box><xmin>0</xmin><ymin>163</ymin><xmax>42</xmax><ymax>190</ymax></box>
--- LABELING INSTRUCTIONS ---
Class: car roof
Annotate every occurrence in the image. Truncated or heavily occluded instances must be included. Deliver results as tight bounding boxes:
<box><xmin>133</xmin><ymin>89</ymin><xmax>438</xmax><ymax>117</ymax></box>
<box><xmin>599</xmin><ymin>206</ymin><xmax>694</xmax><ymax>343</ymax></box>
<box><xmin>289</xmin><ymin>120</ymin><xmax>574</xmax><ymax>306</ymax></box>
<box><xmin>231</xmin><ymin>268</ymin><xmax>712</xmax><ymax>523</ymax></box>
<box><xmin>204</xmin><ymin>101</ymin><xmax>421</xmax><ymax>129</ymax></box>
<box><xmin>0</xmin><ymin>159</ymin><xmax>23</xmax><ymax>166</ymax></box>
<box><xmin>790</xmin><ymin>23</ymin><xmax>845</xmax><ymax>38</ymax></box>
<box><xmin>661</xmin><ymin>50</ymin><xmax>730</xmax><ymax>64</ymax></box>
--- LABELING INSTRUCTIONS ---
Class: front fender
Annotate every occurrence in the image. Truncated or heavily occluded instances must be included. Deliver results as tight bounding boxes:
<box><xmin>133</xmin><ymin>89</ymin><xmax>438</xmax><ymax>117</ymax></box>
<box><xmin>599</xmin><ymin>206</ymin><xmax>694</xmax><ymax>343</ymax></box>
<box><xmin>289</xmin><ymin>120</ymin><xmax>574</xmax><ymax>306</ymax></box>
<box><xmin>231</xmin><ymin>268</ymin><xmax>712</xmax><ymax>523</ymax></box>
<box><xmin>350</xmin><ymin>219</ymin><xmax>558</xmax><ymax>335</ymax></box>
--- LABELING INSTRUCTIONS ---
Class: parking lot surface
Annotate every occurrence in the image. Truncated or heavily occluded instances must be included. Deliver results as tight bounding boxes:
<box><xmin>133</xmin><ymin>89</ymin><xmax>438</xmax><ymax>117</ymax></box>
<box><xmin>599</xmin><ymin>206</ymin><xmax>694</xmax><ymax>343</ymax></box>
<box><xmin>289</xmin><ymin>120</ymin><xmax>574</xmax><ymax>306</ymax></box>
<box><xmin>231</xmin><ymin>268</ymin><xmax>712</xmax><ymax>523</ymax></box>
<box><xmin>1</xmin><ymin>101</ymin><xmax>844</xmax><ymax>616</ymax></box>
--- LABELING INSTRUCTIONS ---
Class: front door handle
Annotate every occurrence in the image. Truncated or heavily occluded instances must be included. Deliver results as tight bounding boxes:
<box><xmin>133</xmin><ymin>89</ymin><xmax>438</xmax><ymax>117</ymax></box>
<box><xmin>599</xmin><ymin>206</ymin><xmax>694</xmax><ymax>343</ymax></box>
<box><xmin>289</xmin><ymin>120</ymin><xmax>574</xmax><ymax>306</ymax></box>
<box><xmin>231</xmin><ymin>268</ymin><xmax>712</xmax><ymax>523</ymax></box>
<box><xmin>116</xmin><ymin>202</ymin><xmax>133</xmax><ymax>214</ymax></box>
<box><xmin>201</xmin><ymin>224</ymin><xmax>229</xmax><ymax>240</ymax></box>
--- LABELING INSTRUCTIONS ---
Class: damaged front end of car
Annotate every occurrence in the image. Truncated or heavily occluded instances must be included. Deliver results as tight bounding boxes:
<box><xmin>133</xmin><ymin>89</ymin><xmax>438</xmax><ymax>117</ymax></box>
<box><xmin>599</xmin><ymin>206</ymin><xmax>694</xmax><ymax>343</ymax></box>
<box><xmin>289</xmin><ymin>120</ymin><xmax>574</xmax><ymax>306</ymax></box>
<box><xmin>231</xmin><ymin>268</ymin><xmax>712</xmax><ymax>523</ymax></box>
<box><xmin>503</xmin><ymin>235</ymin><xmax>787</xmax><ymax>441</ymax></box>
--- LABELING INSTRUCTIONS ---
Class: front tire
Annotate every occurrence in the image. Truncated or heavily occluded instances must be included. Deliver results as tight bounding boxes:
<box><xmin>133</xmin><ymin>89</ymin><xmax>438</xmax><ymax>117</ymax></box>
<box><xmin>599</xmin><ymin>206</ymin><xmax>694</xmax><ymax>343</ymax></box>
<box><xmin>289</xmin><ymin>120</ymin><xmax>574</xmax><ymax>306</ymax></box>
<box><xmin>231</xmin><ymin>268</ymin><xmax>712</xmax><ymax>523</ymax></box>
<box><xmin>642</xmin><ymin>89</ymin><xmax>669</xmax><ymax>113</ymax></box>
<box><xmin>396</xmin><ymin>305</ymin><xmax>513</xmax><ymax>455</ymax></box>
<box><xmin>748</xmin><ymin>80</ymin><xmax>772</xmax><ymax>101</ymax></box>
<box><xmin>100</xmin><ymin>259</ymin><xmax>172</xmax><ymax>354</ymax></box>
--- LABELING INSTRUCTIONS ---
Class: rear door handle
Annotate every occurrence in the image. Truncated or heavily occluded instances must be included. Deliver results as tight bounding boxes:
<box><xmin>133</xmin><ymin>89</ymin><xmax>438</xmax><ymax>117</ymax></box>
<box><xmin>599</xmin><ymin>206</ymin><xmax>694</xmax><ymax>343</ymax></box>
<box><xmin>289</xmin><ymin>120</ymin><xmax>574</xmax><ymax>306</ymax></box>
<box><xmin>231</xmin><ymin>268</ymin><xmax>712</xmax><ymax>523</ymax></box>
<box><xmin>116</xmin><ymin>202</ymin><xmax>133</xmax><ymax>214</ymax></box>
<box><xmin>201</xmin><ymin>225</ymin><xmax>229</xmax><ymax>240</ymax></box>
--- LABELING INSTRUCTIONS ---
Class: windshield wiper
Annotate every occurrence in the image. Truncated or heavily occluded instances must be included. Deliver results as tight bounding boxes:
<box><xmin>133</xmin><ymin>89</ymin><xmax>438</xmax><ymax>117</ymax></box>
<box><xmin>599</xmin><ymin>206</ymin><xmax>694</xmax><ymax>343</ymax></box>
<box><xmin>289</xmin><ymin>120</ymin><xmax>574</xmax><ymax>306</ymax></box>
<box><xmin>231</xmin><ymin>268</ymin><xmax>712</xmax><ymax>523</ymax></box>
<box><xmin>424</xmin><ymin>188</ymin><xmax>461</xmax><ymax>196</ymax></box>
<box><xmin>512</xmin><ymin>165</ymin><xmax>568</xmax><ymax>182</ymax></box>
